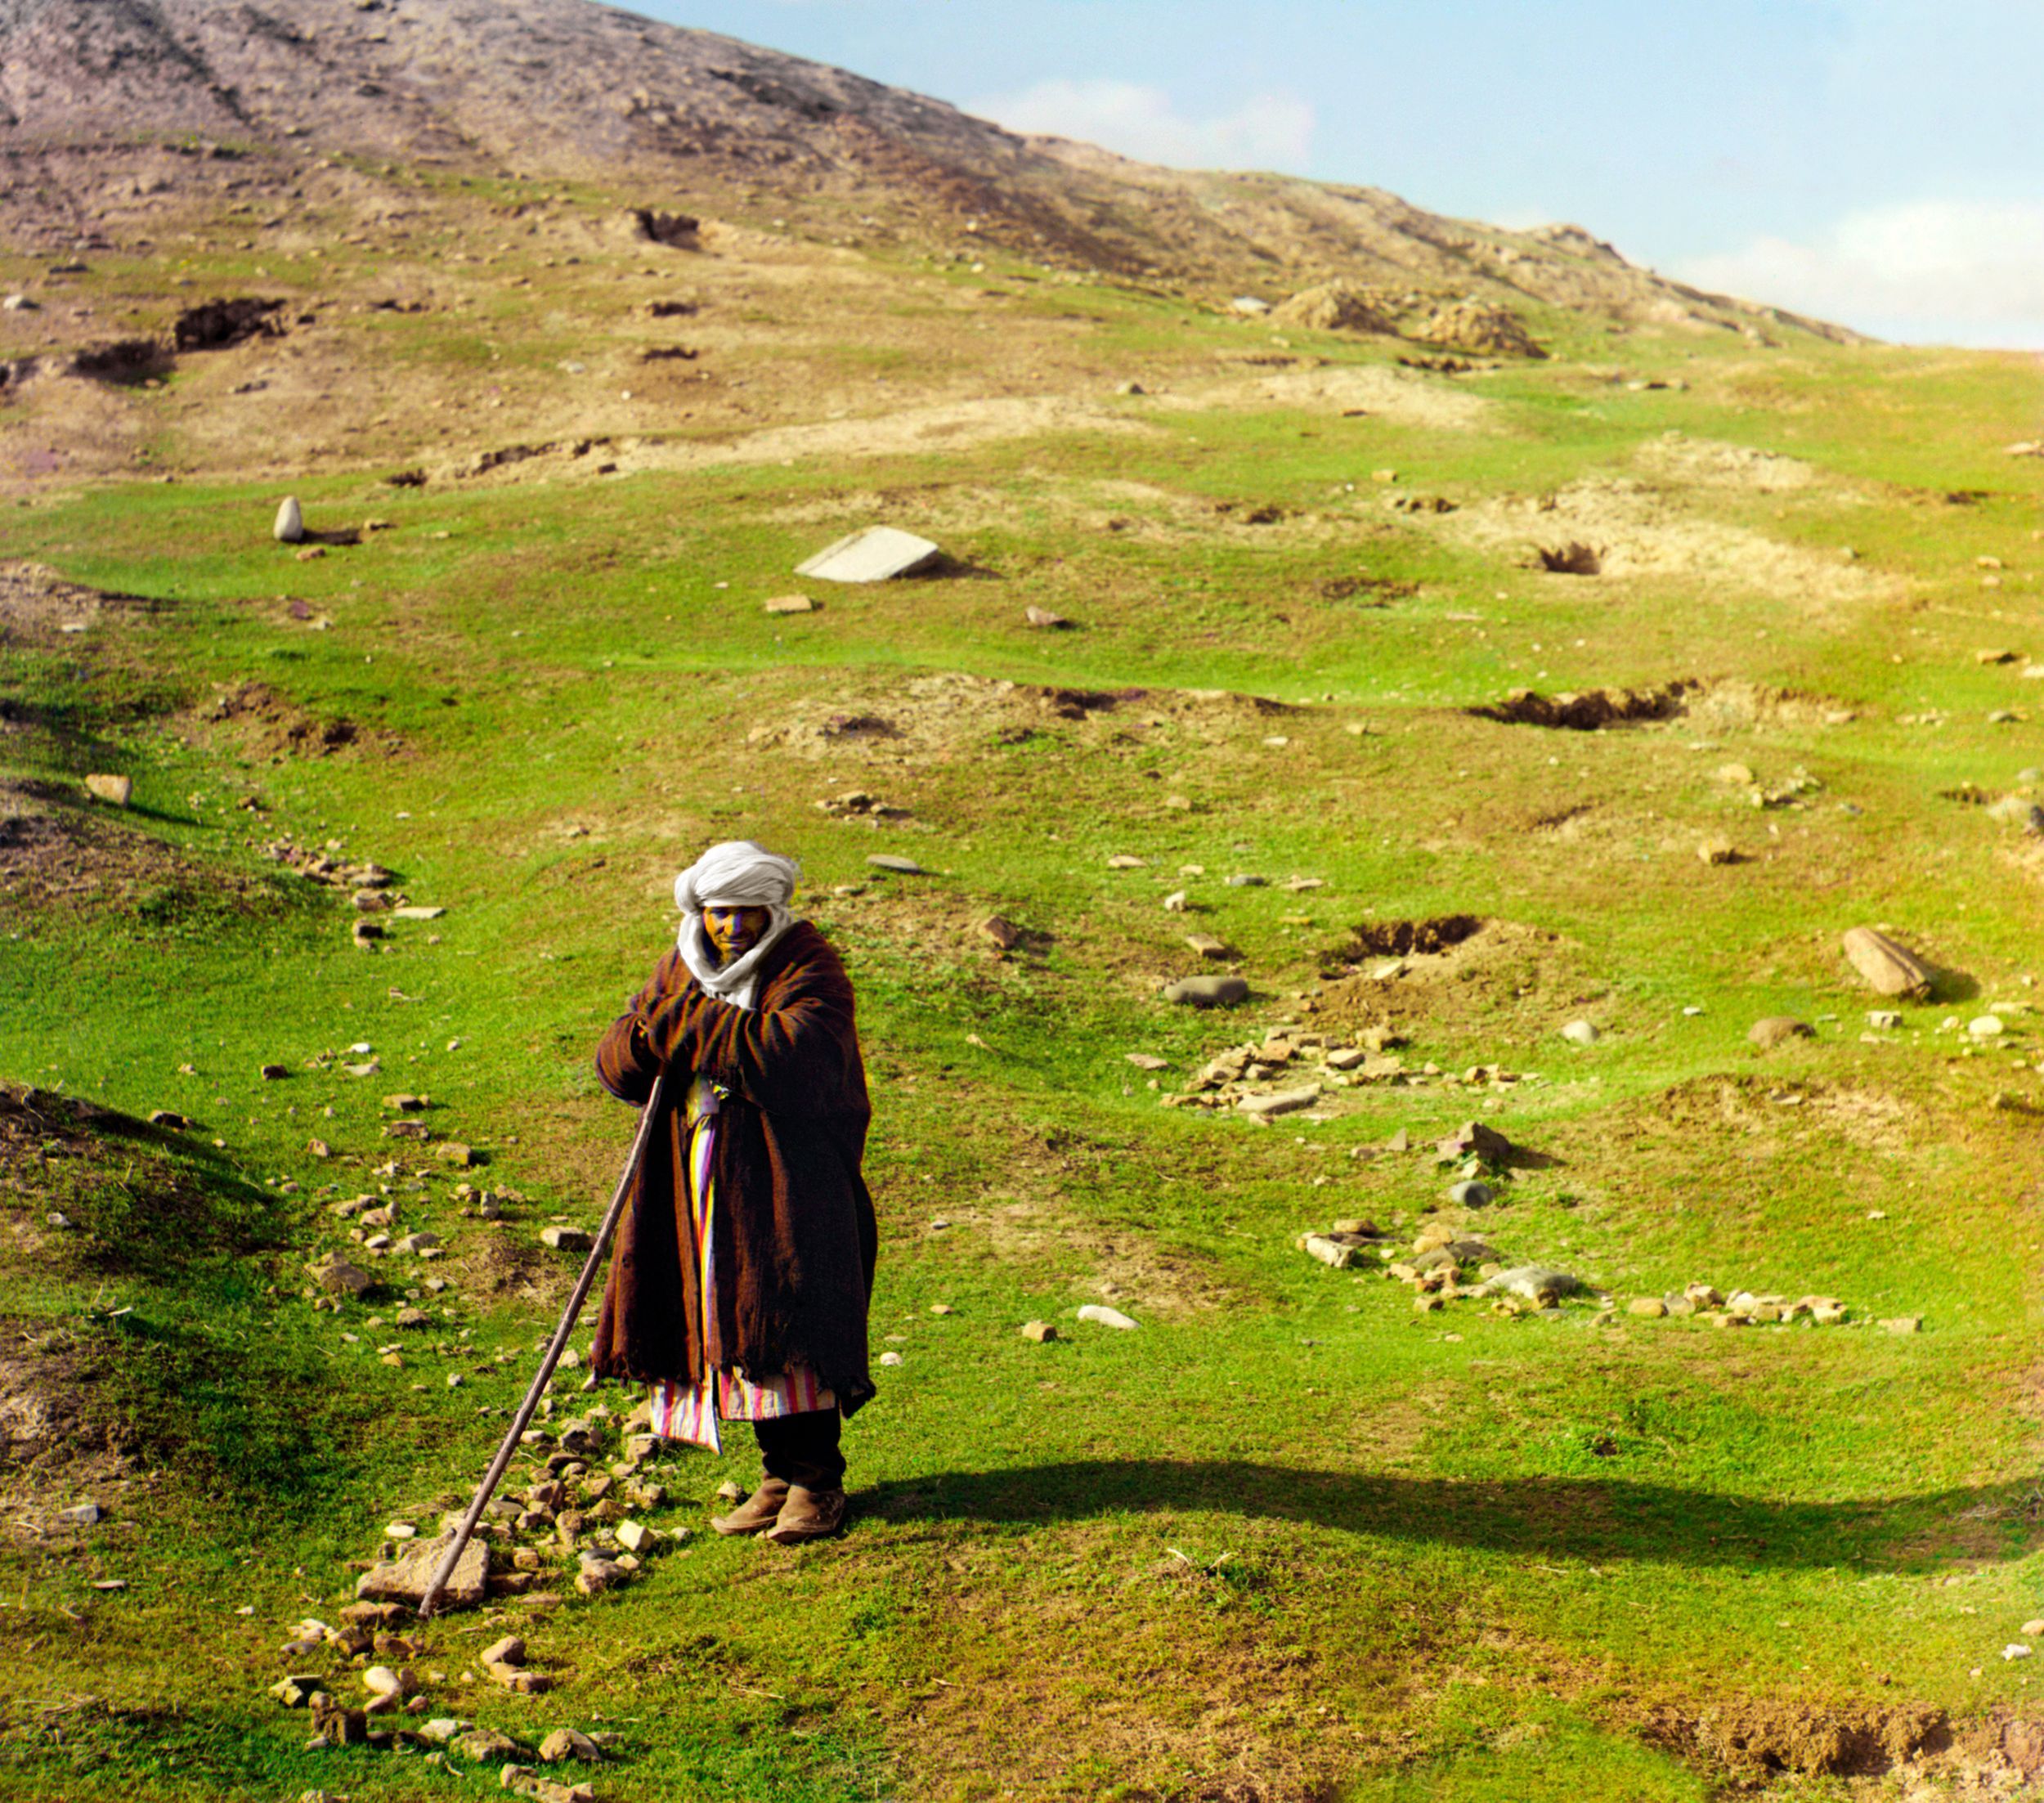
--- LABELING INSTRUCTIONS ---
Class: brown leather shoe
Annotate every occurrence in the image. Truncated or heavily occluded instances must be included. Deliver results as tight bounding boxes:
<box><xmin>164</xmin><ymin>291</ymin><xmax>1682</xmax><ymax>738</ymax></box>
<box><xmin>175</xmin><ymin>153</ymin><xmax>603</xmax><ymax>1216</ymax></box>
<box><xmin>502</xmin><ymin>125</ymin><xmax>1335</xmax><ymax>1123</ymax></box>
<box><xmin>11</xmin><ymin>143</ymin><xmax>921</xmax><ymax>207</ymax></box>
<box><xmin>764</xmin><ymin>1484</ymin><xmax>846</xmax><ymax>1545</ymax></box>
<box><xmin>710</xmin><ymin>1478</ymin><xmax>788</xmax><ymax>1536</ymax></box>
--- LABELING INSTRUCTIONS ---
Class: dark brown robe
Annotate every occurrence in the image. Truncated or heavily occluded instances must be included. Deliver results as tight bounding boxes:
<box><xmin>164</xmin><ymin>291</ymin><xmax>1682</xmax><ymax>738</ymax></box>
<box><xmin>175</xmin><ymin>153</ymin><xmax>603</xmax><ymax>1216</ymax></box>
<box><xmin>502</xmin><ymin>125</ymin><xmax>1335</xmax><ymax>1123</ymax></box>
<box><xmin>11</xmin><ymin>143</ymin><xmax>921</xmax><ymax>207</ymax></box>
<box><xmin>589</xmin><ymin>922</ymin><xmax>876</xmax><ymax>1415</ymax></box>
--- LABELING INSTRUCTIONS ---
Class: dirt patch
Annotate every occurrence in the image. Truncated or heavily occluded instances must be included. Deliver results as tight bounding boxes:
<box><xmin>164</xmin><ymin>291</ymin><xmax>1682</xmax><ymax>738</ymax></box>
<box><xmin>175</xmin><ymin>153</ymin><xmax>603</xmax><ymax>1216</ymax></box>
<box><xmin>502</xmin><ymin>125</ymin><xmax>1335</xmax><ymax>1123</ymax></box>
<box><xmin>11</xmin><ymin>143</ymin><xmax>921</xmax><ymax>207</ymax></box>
<box><xmin>185</xmin><ymin>680</ymin><xmax>396</xmax><ymax>762</ymax></box>
<box><xmin>1163</xmin><ymin>361</ymin><xmax>1491</xmax><ymax>431</ymax></box>
<box><xmin>1640</xmin><ymin>1698</ymin><xmax>1948</xmax><ymax>1779</ymax></box>
<box><xmin>1636</xmin><ymin>434</ymin><xmax>1818</xmax><ymax>493</ymax></box>
<box><xmin>0</xmin><ymin>559</ymin><xmax>165</xmax><ymax>647</ymax></box>
<box><xmin>0</xmin><ymin>781</ymin><xmax>235</xmax><ymax>921</ymax></box>
<box><xmin>172</xmin><ymin>297</ymin><xmax>285</xmax><ymax>352</ymax></box>
<box><xmin>1434</xmin><ymin>476</ymin><xmax>1895</xmax><ymax>611</ymax></box>
<box><xmin>749</xmin><ymin>672</ymin><xmax>1295</xmax><ymax>769</ymax></box>
<box><xmin>69</xmin><ymin>338</ymin><xmax>172</xmax><ymax>384</ymax></box>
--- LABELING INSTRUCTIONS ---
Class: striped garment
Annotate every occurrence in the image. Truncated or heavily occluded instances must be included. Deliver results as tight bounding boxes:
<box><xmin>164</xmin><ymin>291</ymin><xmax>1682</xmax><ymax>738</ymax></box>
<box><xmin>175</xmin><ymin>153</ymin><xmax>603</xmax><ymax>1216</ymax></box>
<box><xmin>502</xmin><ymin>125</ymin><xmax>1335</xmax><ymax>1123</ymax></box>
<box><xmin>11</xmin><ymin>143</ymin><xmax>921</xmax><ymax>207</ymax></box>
<box><xmin>648</xmin><ymin>1074</ymin><xmax>835</xmax><ymax>1453</ymax></box>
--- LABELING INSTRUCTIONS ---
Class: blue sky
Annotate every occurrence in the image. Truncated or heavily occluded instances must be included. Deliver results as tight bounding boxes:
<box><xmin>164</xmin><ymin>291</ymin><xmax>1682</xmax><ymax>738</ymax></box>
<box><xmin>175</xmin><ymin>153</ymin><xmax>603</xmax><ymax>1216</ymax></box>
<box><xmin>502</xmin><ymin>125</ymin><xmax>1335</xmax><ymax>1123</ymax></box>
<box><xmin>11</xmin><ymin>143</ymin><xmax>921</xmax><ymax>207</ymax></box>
<box><xmin>631</xmin><ymin>0</ymin><xmax>2044</xmax><ymax>348</ymax></box>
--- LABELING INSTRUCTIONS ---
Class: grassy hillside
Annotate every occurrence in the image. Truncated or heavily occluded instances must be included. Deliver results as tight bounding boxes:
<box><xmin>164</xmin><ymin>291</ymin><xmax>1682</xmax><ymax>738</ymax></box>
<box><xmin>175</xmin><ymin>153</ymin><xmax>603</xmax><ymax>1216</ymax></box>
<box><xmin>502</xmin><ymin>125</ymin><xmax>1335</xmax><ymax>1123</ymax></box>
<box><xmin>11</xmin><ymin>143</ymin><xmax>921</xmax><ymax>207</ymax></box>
<box><xmin>4</xmin><ymin>177</ymin><xmax>2044</xmax><ymax>1803</ymax></box>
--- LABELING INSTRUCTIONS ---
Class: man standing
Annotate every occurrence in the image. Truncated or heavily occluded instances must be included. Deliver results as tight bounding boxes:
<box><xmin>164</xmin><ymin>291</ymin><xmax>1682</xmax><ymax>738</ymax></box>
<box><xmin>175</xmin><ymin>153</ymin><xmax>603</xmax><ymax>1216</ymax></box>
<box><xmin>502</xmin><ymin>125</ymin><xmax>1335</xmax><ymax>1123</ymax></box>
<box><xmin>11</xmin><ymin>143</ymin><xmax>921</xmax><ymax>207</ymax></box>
<box><xmin>592</xmin><ymin>840</ymin><xmax>876</xmax><ymax>1543</ymax></box>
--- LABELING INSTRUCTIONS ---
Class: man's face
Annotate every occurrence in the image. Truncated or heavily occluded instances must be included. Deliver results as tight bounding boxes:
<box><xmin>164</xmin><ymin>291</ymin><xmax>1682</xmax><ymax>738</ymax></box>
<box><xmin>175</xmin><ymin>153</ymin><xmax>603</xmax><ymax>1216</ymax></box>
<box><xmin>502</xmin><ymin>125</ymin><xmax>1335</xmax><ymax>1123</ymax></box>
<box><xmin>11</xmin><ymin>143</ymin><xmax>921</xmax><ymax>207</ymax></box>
<box><xmin>704</xmin><ymin>904</ymin><xmax>771</xmax><ymax>961</ymax></box>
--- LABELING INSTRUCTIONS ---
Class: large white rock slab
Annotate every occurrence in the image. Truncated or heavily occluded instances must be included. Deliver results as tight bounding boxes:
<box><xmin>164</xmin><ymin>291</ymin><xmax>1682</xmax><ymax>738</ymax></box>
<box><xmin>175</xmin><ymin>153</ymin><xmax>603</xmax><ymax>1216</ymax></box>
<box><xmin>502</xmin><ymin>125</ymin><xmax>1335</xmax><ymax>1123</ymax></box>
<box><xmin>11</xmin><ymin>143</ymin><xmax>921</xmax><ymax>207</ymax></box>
<box><xmin>796</xmin><ymin>527</ymin><xmax>942</xmax><ymax>584</ymax></box>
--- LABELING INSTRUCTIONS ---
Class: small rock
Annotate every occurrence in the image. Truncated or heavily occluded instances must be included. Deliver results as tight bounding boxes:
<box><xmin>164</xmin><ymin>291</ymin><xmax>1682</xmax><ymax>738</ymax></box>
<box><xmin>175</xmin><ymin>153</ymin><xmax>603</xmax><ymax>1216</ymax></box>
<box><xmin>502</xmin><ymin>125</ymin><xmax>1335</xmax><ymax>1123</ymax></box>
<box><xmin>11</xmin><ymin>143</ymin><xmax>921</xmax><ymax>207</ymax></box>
<box><xmin>1560</xmin><ymin>1020</ymin><xmax>1599</xmax><ymax>1046</ymax></box>
<box><xmin>60</xmin><ymin>1500</ymin><xmax>105</xmax><ymax>1526</ymax></box>
<box><xmin>1867</xmin><ymin>1010</ymin><xmax>1902</xmax><ymax>1029</ymax></box>
<box><xmin>1697</xmin><ymin>839</ymin><xmax>1740</xmax><ymax>866</ymax></box>
<box><xmin>1969</xmin><ymin>1015</ymin><xmax>2005</xmax><ymax>1038</ymax></box>
<box><xmin>1076</xmin><ymin>1303</ymin><xmax>1137</xmax><ymax>1330</ymax></box>
<box><xmin>1106</xmin><ymin>854</ymin><xmax>1148</xmax><ymax>869</ymax></box>
<box><xmin>362</xmin><ymin>1665</ymin><xmax>406</xmax><ymax>1697</ymax></box>
<box><xmin>1024</xmin><ymin>605</ymin><xmax>1071</xmax><ymax>630</ymax></box>
<box><xmin>1020</xmin><ymin>1321</ymin><xmax>1058</xmax><ymax>1343</ymax></box>
<box><xmin>1627</xmin><ymin>1298</ymin><xmax>1667</xmax><ymax>1318</ymax></box>
<box><xmin>616</xmin><ymin>1519</ymin><xmax>657</xmax><ymax>1553</ymax></box>
<box><xmin>1185</xmin><ymin>933</ymin><xmax>1229</xmax><ymax>960</ymax></box>
<box><xmin>538</xmin><ymin>1727</ymin><xmax>602</xmax><ymax>1764</ymax></box>
<box><xmin>2007</xmin><ymin>1644</ymin><xmax>2034</xmax><ymax>1662</ymax></box>
<box><xmin>1749</xmin><ymin>1016</ymin><xmax>1814</xmax><ymax>1050</ymax></box>
<box><xmin>481</xmin><ymin>1635</ymin><xmax>525</xmax><ymax>1669</ymax></box>
<box><xmin>2022</xmin><ymin>1618</ymin><xmax>2044</xmax><ymax>1638</ymax></box>
<box><xmin>1126</xmin><ymin>1053</ymin><xmax>1168</xmax><ymax>1070</ymax></box>
<box><xmin>540</xmin><ymin>1226</ymin><xmax>593</xmax><ymax>1253</ymax></box>
<box><xmin>575</xmin><ymin>1554</ymin><xmax>626</xmax><ymax>1595</ymax></box>
<box><xmin>762</xmin><ymin>594</ymin><xmax>817</xmax><ymax>614</ymax></box>
<box><xmin>1224</xmin><ymin>873</ymin><xmax>1266</xmax><ymax>888</ymax></box>
<box><xmin>867</xmin><ymin>854</ymin><xmax>926</xmax><ymax>875</ymax></box>
<box><xmin>275</xmin><ymin>496</ymin><xmax>305</xmax><ymax>543</ymax></box>
<box><xmin>879</xmin><ymin>1350</ymin><xmax>903</xmax><ymax>1366</ymax></box>
<box><xmin>83</xmin><ymin>773</ymin><xmax>134</xmax><ymax>806</ymax></box>
<box><xmin>978</xmin><ymin>915</ymin><xmax>1024</xmax><ymax>950</ymax></box>
<box><xmin>1162</xmin><ymin>974</ymin><xmax>1248</xmax><ymax>1008</ymax></box>
<box><xmin>1162</xmin><ymin>890</ymin><xmax>1189</xmax><ymax>913</ymax></box>
<box><xmin>1880</xmin><ymin>1316</ymin><xmax>1923</xmax><ymax>1335</ymax></box>
<box><xmin>1446</xmin><ymin>1180</ymin><xmax>1493</xmax><ymax>1207</ymax></box>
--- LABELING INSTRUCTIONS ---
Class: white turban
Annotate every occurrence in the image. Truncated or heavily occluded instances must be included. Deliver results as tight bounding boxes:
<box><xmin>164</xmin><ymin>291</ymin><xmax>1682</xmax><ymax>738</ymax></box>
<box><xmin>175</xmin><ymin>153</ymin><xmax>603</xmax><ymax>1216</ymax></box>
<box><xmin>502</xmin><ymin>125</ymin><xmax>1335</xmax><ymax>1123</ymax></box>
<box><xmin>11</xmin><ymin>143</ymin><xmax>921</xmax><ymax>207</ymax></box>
<box><xmin>673</xmin><ymin>840</ymin><xmax>802</xmax><ymax>1009</ymax></box>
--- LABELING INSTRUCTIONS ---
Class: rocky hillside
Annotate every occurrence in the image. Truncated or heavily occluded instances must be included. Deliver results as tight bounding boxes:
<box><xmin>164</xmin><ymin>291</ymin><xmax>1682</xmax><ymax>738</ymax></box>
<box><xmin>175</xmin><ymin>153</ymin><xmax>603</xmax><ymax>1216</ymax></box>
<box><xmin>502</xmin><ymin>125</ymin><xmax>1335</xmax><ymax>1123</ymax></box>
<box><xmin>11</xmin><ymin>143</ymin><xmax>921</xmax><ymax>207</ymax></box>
<box><xmin>0</xmin><ymin>0</ymin><xmax>1845</xmax><ymax>339</ymax></box>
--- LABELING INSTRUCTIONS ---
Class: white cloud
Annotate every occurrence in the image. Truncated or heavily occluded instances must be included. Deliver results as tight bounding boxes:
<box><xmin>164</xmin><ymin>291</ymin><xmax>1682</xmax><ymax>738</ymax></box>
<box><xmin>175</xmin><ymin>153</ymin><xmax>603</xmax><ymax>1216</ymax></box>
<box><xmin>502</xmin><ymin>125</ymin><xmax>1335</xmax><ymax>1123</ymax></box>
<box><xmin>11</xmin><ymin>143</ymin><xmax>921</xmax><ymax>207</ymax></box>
<box><xmin>1677</xmin><ymin>200</ymin><xmax>2044</xmax><ymax>349</ymax></box>
<box><xmin>964</xmin><ymin>78</ymin><xmax>1314</xmax><ymax>173</ymax></box>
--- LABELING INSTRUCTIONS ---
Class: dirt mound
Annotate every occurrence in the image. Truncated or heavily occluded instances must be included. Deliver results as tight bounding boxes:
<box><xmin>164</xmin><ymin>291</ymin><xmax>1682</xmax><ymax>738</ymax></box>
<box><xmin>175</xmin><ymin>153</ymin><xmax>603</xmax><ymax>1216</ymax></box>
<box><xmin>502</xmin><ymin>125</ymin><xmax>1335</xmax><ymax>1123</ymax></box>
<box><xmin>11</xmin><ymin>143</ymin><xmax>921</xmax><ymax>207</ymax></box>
<box><xmin>1436</xmin><ymin>478</ymin><xmax>1895</xmax><ymax>610</ymax></box>
<box><xmin>1270</xmin><ymin>282</ymin><xmax>1397</xmax><ymax>334</ymax></box>
<box><xmin>1337</xmin><ymin>916</ymin><xmax>1485</xmax><ymax>958</ymax></box>
<box><xmin>1470</xmin><ymin>678</ymin><xmax>1846</xmax><ymax>733</ymax></box>
<box><xmin>1410</xmin><ymin>297</ymin><xmax>1546</xmax><ymax>358</ymax></box>
<box><xmin>626</xmin><ymin>209</ymin><xmax>701</xmax><ymax>249</ymax></box>
<box><xmin>1643</xmin><ymin>1698</ymin><xmax>1948</xmax><ymax>1778</ymax></box>
<box><xmin>1469</xmin><ymin>684</ymin><xmax>1692</xmax><ymax>730</ymax></box>
<box><xmin>1637</xmin><ymin>434</ymin><xmax>1818</xmax><ymax>493</ymax></box>
<box><xmin>1535</xmin><ymin>540</ymin><xmax>1601</xmax><ymax>575</ymax></box>
<box><xmin>0</xmin><ymin>782</ymin><xmax>223</xmax><ymax>920</ymax></box>
<box><xmin>69</xmin><ymin>338</ymin><xmax>171</xmax><ymax>384</ymax></box>
<box><xmin>172</xmin><ymin>297</ymin><xmax>285</xmax><ymax>352</ymax></box>
<box><xmin>189</xmin><ymin>681</ymin><xmax>388</xmax><ymax>762</ymax></box>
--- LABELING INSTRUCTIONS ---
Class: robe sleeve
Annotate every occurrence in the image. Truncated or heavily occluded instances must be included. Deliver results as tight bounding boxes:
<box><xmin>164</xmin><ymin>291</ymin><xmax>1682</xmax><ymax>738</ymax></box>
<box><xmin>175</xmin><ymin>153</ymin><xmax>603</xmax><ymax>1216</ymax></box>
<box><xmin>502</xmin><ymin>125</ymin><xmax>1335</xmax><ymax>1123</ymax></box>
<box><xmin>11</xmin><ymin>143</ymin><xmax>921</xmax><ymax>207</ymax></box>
<box><xmin>648</xmin><ymin>933</ymin><xmax>858</xmax><ymax>1117</ymax></box>
<box><xmin>595</xmin><ymin>952</ymin><xmax>690</xmax><ymax>1103</ymax></box>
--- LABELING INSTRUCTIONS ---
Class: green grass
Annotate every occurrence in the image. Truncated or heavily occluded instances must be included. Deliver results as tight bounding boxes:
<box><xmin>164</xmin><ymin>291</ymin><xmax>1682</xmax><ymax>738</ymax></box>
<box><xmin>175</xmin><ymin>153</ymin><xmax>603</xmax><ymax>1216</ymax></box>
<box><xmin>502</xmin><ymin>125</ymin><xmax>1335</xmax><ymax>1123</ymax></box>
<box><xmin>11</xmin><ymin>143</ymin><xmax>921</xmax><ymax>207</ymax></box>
<box><xmin>5</xmin><ymin>191</ymin><xmax>2044</xmax><ymax>1802</ymax></box>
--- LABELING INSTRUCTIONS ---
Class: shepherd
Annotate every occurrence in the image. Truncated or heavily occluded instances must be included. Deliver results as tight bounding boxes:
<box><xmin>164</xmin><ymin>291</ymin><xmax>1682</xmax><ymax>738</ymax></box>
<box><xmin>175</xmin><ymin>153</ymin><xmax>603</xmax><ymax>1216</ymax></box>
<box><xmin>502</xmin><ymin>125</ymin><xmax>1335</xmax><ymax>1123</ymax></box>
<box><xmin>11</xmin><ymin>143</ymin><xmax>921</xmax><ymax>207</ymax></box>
<box><xmin>591</xmin><ymin>839</ymin><xmax>876</xmax><ymax>1544</ymax></box>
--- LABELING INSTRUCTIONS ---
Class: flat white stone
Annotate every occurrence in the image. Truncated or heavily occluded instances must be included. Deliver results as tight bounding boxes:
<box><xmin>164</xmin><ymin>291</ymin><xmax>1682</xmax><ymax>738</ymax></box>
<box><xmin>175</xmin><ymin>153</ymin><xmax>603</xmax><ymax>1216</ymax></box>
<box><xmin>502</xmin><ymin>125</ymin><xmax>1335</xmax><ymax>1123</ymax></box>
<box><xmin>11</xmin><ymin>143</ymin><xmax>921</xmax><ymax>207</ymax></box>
<box><xmin>796</xmin><ymin>526</ymin><xmax>941</xmax><ymax>583</ymax></box>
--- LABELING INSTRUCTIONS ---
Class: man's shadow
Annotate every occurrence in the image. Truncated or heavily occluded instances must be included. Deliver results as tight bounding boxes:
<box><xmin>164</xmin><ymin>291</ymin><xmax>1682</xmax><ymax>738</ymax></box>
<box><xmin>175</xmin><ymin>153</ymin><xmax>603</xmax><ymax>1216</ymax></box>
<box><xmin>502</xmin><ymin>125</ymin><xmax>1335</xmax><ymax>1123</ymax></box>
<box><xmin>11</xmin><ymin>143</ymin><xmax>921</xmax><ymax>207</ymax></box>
<box><xmin>861</xmin><ymin>1459</ymin><xmax>2042</xmax><ymax>1572</ymax></box>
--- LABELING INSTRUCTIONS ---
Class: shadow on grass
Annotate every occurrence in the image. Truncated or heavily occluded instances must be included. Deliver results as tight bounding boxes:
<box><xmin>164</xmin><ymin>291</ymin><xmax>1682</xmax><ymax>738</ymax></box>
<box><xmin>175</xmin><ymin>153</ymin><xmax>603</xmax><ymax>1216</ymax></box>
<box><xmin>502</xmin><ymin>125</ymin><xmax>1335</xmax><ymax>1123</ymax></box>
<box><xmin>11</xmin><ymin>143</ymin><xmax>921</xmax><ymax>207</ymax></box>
<box><xmin>867</xmin><ymin>1460</ymin><xmax>2043</xmax><ymax>1572</ymax></box>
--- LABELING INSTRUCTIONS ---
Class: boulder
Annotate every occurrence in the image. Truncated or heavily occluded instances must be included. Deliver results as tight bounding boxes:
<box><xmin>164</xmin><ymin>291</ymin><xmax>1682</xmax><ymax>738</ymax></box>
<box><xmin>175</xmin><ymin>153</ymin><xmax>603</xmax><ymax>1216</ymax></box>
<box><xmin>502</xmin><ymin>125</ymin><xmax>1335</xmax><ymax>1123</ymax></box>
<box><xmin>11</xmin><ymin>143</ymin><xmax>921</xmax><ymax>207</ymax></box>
<box><xmin>83</xmin><ymin>774</ymin><xmax>133</xmax><ymax>806</ymax></box>
<box><xmin>1841</xmin><ymin>926</ymin><xmax>1933</xmax><ymax>998</ymax></box>
<box><xmin>355</xmin><ymin>1531</ymin><xmax>488</xmax><ymax>1612</ymax></box>
<box><xmin>540</xmin><ymin>1225</ymin><xmax>592</xmax><ymax>1253</ymax></box>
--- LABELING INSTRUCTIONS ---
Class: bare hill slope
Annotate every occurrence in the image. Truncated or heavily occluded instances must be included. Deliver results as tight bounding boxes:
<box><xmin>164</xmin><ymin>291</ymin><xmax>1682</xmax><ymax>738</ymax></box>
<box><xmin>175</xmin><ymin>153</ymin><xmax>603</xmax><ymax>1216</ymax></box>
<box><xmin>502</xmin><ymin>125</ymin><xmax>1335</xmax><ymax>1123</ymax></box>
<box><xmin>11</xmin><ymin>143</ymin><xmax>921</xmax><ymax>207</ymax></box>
<box><xmin>0</xmin><ymin>0</ymin><xmax>1844</xmax><ymax>338</ymax></box>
